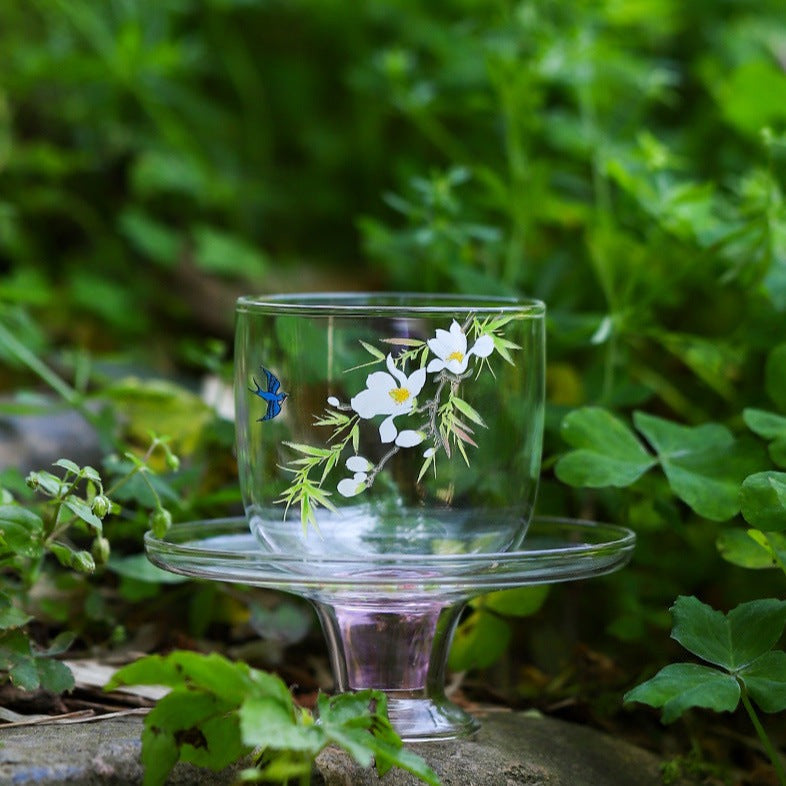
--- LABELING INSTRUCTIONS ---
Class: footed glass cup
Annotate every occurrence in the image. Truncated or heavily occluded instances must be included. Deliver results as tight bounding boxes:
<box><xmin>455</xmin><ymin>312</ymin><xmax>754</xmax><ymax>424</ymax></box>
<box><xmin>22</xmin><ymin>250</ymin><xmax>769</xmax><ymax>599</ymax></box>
<box><xmin>234</xmin><ymin>292</ymin><xmax>546</xmax><ymax>738</ymax></box>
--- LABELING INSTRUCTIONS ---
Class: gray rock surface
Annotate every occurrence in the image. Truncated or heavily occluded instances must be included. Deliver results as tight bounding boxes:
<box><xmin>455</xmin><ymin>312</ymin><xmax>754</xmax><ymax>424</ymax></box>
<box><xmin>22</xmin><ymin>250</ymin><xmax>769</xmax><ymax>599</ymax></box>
<box><xmin>315</xmin><ymin>711</ymin><xmax>668</xmax><ymax>786</ymax></box>
<box><xmin>0</xmin><ymin>711</ymin><xmax>672</xmax><ymax>785</ymax></box>
<box><xmin>0</xmin><ymin>715</ymin><xmax>244</xmax><ymax>785</ymax></box>
<box><xmin>0</xmin><ymin>403</ymin><xmax>102</xmax><ymax>476</ymax></box>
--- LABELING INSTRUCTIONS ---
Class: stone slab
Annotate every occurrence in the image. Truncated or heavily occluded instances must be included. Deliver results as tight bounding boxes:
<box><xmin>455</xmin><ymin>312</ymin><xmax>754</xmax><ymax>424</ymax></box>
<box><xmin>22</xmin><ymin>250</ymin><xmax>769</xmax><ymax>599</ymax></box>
<box><xmin>315</xmin><ymin>711</ymin><xmax>670</xmax><ymax>786</ymax></box>
<box><xmin>0</xmin><ymin>711</ymin><xmax>673</xmax><ymax>785</ymax></box>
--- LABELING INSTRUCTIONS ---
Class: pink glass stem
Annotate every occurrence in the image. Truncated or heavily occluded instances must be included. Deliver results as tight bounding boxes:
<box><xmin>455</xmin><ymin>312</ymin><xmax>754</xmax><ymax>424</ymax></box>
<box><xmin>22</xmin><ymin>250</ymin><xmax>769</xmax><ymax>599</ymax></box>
<box><xmin>315</xmin><ymin>601</ymin><xmax>460</xmax><ymax>691</ymax></box>
<box><xmin>312</xmin><ymin>599</ymin><xmax>478</xmax><ymax>740</ymax></box>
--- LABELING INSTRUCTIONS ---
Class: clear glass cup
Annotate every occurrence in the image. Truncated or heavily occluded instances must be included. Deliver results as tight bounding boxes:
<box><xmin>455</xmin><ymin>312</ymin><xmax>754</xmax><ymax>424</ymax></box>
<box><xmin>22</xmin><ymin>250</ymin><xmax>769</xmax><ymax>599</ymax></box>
<box><xmin>234</xmin><ymin>293</ymin><xmax>545</xmax><ymax>560</ymax></box>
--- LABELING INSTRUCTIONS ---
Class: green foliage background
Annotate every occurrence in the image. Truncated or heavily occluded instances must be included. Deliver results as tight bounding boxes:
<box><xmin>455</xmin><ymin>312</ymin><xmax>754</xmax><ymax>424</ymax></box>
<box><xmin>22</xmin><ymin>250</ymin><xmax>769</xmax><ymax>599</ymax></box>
<box><xmin>2</xmin><ymin>0</ymin><xmax>786</xmax><ymax>777</ymax></box>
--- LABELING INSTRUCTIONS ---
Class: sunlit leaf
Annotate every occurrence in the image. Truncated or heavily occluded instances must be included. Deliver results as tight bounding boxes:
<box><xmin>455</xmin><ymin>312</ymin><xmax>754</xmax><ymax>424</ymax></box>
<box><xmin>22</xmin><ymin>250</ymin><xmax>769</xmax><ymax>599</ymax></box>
<box><xmin>717</xmin><ymin>528</ymin><xmax>782</xmax><ymax>570</ymax></box>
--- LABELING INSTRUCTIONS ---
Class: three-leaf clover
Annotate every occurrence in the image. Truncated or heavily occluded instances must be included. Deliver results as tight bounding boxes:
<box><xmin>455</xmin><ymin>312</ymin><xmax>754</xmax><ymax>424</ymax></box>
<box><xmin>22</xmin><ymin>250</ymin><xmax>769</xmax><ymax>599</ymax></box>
<box><xmin>555</xmin><ymin>408</ymin><xmax>766</xmax><ymax>521</ymax></box>
<box><xmin>625</xmin><ymin>596</ymin><xmax>786</xmax><ymax>782</ymax></box>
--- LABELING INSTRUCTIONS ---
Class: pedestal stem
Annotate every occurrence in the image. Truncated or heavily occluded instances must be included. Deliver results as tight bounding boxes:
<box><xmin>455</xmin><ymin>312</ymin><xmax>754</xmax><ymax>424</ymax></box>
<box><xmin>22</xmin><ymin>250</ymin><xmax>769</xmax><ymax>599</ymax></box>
<box><xmin>312</xmin><ymin>599</ymin><xmax>478</xmax><ymax>741</ymax></box>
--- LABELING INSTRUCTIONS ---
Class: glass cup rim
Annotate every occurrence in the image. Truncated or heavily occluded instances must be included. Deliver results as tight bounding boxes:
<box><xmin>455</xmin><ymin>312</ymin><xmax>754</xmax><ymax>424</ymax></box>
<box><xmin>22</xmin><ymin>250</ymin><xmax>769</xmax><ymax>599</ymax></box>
<box><xmin>236</xmin><ymin>291</ymin><xmax>545</xmax><ymax>317</ymax></box>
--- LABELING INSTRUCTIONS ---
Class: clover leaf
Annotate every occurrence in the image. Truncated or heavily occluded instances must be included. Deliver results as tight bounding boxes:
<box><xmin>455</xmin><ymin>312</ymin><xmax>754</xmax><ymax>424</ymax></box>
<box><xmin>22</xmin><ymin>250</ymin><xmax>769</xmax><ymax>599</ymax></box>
<box><xmin>633</xmin><ymin>413</ymin><xmax>765</xmax><ymax>521</ymax></box>
<box><xmin>625</xmin><ymin>663</ymin><xmax>740</xmax><ymax>724</ymax></box>
<box><xmin>669</xmin><ymin>595</ymin><xmax>786</xmax><ymax>671</ymax></box>
<box><xmin>555</xmin><ymin>407</ymin><xmax>656</xmax><ymax>487</ymax></box>
<box><xmin>556</xmin><ymin>407</ymin><xmax>766</xmax><ymax>521</ymax></box>
<box><xmin>625</xmin><ymin>596</ymin><xmax>786</xmax><ymax>751</ymax></box>
<box><xmin>740</xmin><ymin>472</ymin><xmax>786</xmax><ymax>531</ymax></box>
<box><xmin>744</xmin><ymin>409</ymin><xmax>786</xmax><ymax>468</ymax></box>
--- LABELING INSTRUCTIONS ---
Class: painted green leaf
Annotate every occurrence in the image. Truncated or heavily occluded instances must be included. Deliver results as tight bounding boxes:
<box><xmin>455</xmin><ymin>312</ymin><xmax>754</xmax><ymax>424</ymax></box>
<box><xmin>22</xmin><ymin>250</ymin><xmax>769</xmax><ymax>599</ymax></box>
<box><xmin>739</xmin><ymin>650</ymin><xmax>786</xmax><ymax>713</ymax></box>
<box><xmin>448</xmin><ymin>609</ymin><xmax>511</xmax><ymax>671</ymax></box>
<box><xmin>556</xmin><ymin>407</ymin><xmax>655</xmax><ymax>487</ymax></box>
<box><xmin>624</xmin><ymin>663</ymin><xmax>740</xmax><ymax>723</ymax></box>
<box><xmin>716</xmin><ymin>528</ymin><xmax>781</xmax><ymax>570</ymax></box>
<box><xmin>740</xmin><ymin>472</ymin><xmax>786</xmax><ymax>531</ymax></box>
<box><xmin>670</xmin><ymin>595</ymin><xmax>786</xmax><ymax>671</ymax></box>
<box><xmin>633</xmin><ymin>412</ymin><xmax>765</xmax><ymax>521</ymax></box>
<box><xmin>452</xmin><ymin>397</ymin><xmax>486</xmax><ymax>428</ymax></box>
<box><xmin>766</xmin><ymin>344</ymin><xmax>786</xmax><ymax>412</ymax></box>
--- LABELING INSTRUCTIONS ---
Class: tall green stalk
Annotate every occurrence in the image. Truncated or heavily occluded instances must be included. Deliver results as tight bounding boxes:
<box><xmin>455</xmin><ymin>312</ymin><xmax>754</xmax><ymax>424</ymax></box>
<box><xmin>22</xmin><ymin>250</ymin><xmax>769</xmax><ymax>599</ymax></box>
<box><xmin>739</xmin><ymin>687</ymin><xmax>786</xmax><ymax>786</ymax></box>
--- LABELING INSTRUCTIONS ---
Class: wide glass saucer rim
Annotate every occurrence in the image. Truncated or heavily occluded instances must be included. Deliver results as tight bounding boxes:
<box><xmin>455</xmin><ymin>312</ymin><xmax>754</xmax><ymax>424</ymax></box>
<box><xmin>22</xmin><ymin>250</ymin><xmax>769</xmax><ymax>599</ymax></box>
<box><xmin>145</xmin><ymin>515</ymin><xmax>635</xmax><ymax>567</ymax></box>
<box><xmin>235</xmin><ymin>291</ymin><xmax>546</xmax><ymax>316</ymax></box>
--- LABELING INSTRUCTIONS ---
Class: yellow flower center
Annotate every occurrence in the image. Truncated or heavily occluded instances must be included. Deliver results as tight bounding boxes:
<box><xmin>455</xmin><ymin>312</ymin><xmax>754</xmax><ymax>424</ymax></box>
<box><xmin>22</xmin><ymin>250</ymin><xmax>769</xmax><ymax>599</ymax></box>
<box><xmin>447</xmin><ymin>350</ymin><xmax>465</xmax><ymax>364</ymax></box>
<box><xmin>389</xmin><ymin>387</ymin><xmax>411</xmax><ymax>405</ymax></box>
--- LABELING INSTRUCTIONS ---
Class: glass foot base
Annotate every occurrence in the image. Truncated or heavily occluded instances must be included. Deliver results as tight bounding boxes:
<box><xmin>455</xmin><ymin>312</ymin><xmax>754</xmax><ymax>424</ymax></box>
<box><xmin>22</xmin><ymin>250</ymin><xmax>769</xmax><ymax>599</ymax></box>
<box><xmin>386</xmin><ymin>695</ymin><xmax>480</xmax><ymax>742</ymax></box>
<box><xmin>145</xmin><ymin>516</ymin><xmax>635</xmax><ymax>741</ymax></box>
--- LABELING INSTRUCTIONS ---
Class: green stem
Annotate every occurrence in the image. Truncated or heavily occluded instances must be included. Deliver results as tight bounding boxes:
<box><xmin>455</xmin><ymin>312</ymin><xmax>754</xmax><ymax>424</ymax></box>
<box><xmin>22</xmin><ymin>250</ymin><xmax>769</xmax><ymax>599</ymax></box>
<box><xmin>740</xmin><ymin>686</ymin><xmax>786</xmax><ymax>785</ymax></box>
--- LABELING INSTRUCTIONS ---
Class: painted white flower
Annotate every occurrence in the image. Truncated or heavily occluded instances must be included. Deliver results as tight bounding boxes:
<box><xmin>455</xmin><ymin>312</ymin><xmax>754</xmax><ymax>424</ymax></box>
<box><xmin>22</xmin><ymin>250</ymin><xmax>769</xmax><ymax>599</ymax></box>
<box><xmin>337</xmin><ymin>455</ymin><xmax>373</xmax><ymax>497</ymax></box>
<box><xmin>327</xmin><ymin>396</ymin><xmax>340</xmax><ymax>407</ymax></box>
<box><xmin>426</xmin><ymin>320</ymin><xmax>494</xmax><ymax>375</ymax></box>
<box><xmin>395</xmin><ymin>429</ymin><xmax>425</xmax><ymax>448</ymax></box>
<box><xmin>351</xmin><ymin>354</ymin><xmax>426</xmax><ymax>443</ymax></box>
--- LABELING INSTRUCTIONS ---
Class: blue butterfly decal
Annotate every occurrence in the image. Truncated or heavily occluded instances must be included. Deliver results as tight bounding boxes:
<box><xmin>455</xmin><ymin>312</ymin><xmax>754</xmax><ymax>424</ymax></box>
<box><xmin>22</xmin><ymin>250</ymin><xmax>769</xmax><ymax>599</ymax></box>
<box><xmin>250</xmin><ymin>366</ymin><xmax>288</xmax><ymax>421</ymax></box>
